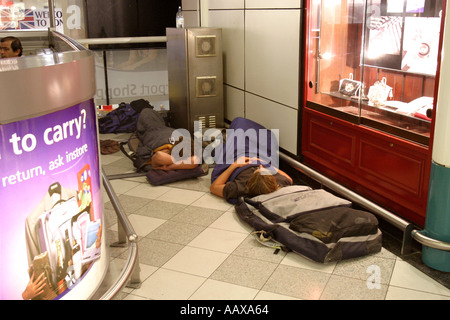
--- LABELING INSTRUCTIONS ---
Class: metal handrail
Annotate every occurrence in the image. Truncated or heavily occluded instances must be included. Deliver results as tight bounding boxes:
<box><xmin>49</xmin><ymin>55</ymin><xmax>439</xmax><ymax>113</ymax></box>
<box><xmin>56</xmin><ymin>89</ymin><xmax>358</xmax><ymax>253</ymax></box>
<box><xmin>77</xmin><ymin>36</ymin><xmax>167</xmax><ymax>47</ymax></box>
<box><xmin>98</xmin><ymin>169</ymin><xmax>140</xmax><ymax>300</ymax></box>
<box><xmin>411</xmin><ymin>230</ymin><xmax>450</xmax><ymax>252</ymax></box>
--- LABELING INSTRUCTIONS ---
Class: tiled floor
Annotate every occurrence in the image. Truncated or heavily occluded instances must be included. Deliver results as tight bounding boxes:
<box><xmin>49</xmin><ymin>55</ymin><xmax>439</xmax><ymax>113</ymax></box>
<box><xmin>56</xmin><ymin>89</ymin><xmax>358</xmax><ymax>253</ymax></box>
<box><xmin>97</xmin><ymin>133</ymin><xmax>450</xmax><ymax>300</ymax></box>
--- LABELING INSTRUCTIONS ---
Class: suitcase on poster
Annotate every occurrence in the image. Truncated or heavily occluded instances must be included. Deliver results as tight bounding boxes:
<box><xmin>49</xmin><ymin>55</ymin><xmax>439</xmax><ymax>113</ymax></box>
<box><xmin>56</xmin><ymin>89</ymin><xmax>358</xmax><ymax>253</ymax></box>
<box><xmin>29</xmin><ymin>181</ymin><xmax>101</xmax><ymax>298</ymax></box>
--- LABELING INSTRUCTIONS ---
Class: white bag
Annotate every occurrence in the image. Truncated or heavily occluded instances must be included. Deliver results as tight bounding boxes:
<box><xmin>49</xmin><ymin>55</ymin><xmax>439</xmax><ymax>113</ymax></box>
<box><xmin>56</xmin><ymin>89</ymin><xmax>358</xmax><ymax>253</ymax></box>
<box><xmin>368</xmin><ymin>77</ymin><xmax>393</xmax><ymax>106</ymax></box>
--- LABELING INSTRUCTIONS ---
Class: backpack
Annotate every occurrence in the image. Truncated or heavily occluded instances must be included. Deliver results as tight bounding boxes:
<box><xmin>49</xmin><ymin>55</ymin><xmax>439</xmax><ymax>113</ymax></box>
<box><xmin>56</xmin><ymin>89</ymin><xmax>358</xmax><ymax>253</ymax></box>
<box><xmin>235</xmin><ymin>185</ymin><xmax>382</xmax><ymax>263</ymax></box>
<box><xmin>98</xmin><ymin>101</ymin><xmax>153</xmax><ymax>134</ymax></box>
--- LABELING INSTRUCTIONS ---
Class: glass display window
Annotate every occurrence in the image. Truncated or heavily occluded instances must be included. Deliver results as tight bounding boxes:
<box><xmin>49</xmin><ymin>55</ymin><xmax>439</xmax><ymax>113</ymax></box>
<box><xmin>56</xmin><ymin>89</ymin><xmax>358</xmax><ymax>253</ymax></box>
<box><xmin>306</xmin><ymin>0</ymin><xmax>444</xmax><ymax>145</ymax></box>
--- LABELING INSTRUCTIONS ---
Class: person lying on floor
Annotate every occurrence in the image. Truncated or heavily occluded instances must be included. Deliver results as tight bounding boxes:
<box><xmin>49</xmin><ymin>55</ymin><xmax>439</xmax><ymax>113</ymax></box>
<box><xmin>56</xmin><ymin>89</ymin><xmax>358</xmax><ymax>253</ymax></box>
<box><xmin>134</xmin><ymin>108</ymin><xmax>201</xmax><ymax>171</ymax></box>
<box><xmin>210</xmin><ymin>156</ymin><xmax>293</xmax><ymax>200</ymax></box>
<box><xmin>209</xmin><ymin>117</ymin><xmax>293</xmax><ymax>201</ymax></box>
<box><xmin>150</xmin><ymin>137</ymin><xmax>200</xmax><ymax>171</ymax></box>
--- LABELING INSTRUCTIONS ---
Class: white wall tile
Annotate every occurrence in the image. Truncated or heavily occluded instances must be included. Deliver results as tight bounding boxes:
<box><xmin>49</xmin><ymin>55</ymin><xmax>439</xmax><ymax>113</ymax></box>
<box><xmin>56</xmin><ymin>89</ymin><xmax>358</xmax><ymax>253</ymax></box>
<box><xmin>184</xmin><ymin>11</ymin><xmax>200</xmax><ymax>28</ymax></box>
<box><xmin>202</xmin><ymin>3</ymin><xmax>301</xmax><ymax>155</ymax></box>
<box><xmin>182</xmin><ymin>0</ymin><xmax>199</xmax><ymax>11</ymax></box>
<box><xmin>224</xmin><ymin>85</ymin><xmax>245</xmax><ymax>121</ymax></box>
<box><xmin>245</xmin><ymin>0</ymin><xmax>302</xmax><ymax>9</ymax></box>
<box><xmin>245</xmin><ymin>9</ymin><xmax>300</xmax><ymax>109</ymax></box>
<box><xmin>209</xmin><ymin>10</ymin><xmax>245</xmax><ymax>89</ymax></box>
<box><xmin>245</xmin><ymin>93</ymin><xmax>298</xmax><ymax>154</ymax></box>
<box><xmin>209</xmin><ymin>0</ymin><xmax>245</xmax><ymax>9</ymax></box>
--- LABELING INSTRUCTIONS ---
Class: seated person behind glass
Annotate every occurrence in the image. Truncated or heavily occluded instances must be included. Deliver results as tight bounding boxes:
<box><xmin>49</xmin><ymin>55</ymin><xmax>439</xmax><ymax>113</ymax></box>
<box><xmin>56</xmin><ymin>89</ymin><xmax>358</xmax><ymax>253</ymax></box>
<box><xmin>1</xmin><ymin>36</ymin><xmax>23</xmax><ymax>58</ymax></box>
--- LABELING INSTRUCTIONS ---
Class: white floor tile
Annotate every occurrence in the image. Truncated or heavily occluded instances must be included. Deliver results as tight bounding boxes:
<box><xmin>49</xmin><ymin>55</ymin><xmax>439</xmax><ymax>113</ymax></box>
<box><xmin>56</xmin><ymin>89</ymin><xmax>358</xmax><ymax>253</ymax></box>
<box><xmin>122</xmin><ymin>294</ymin><xmax>148</xmax><ymax>300</ymax></box>
<box><xmin>100</xmin><ymin>154</ymin><xmax>123</xmax><ymax>165</ymax></box>
<box><xmin>124</xmin><ymin>183</ymin><xmax>172</xmax><ymax>199</ymax></box>
<box><xmin>121</xmin><ymin>214</ymin><xmax>166</xmax><ymax>237</ymax></box>
<box><xmin>132</xmin><ymin>268</ymin><xmax>206</xmax><ymax>300</ymax></box>
<box><xmin>163</xmin><ymin>246</ymin><xmax>229</xmax><ymax>277</ymax></box>
<box><xmin>390</xmin><ymin>259</ymin><xmax>450</xmax><ymax>297</ymax></box>
<box><xmin>190</xmin><ymin>279</ymin><xmax>259</xmax><ymax>300</ymax></box>
<box><xmin>254</xmin><ymin>290</ymin><xmax>301</xmax><ymax>300</ymax></box>
<box><xmin>112</xmin><ymin>259</ymin><xmax>158</xmax><ymax>294</ymax></box>
<box><xmin>135</xmin><ymin>263</ymin><xmax>159</xmax><ymax>283</ymax></box>
<box><xmin>188</xmin><ymin>227</ymin><xmax>248</xmax><ymax>254</ymax></box>
<box><xmin>209</xmin><ymin>210</ymin><xmax>252</xmax><ymax>234</ymax></box>
<box><xmin>385</xmin><ymin>286</ymin><xmax>450</xmax><ymax>300</ymax></box>
<box><xmin>190</xmin><ymin>193</ymin><xmax>233</xmax><ymax>211</ymax></box>
<box><xmin>109</xmin><ymin>179</ymin><xmax>142</xmax><ymax>194</ymax></box>
<box><xmin>157</xmin><ymin>188</ymin><xmax>205</xmax><ymax>205</ymax></box>
<box><xmin>280</xmin><ymin>252</ymin><xmax>337</xmax><ymax>274</ymax></box>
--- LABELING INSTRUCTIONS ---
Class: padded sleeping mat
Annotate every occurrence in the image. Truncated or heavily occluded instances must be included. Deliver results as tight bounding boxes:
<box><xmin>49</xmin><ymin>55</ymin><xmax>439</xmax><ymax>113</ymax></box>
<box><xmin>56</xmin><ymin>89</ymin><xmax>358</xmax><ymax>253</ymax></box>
<box><xmin>235</xmin><ymin>186</ymin><xmax>382</xmax><ymax>263</ymax></box>
<box><xmin>146</xmin><ymin>165</ymin><xmax>206</xmax><ymax>186</ymax></box>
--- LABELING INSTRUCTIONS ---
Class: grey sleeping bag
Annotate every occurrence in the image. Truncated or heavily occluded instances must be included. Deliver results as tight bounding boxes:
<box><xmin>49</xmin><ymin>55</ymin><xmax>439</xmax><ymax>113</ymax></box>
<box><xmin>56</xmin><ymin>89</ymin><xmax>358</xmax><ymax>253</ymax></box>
<box><xmin>134</xmin><ymin>108</ymin><xmax>175</xmax><ymax>168</ymax></box>
<box><xmin>235</xmin><ymin>186</ymin><xmax>382</xmax><ymax>263</ymax></box>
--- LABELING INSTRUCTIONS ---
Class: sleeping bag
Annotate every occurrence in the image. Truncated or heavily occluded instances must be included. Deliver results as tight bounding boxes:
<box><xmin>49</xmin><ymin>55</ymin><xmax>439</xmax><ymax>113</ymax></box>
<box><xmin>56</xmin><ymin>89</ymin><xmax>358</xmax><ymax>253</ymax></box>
<box><xmin>235</xmin><ymin>186</ymin><xmax>382</xmax><ymax>263</ymax></box>
<box><xmin>211</xmin><ymin>117</ymin><xmax>279</xmax><ymax>181</ymax></box>
<box><xmin>211</xmin><ymin>117</ymin><xmax>285</xmax><ymax>203</ymax></box>
<box><xmin>119</xmin><ymin>108</ymin><xmax>207</xmax><ymax>184</ymax></box>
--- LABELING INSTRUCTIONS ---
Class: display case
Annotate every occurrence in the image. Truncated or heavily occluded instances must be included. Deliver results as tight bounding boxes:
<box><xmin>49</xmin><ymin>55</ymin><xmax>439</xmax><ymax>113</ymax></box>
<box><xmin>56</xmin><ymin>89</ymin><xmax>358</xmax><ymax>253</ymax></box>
<box><xmin>303</xmin><ymin>0</ymin><xmax>445</xmax><ymax>227</ymax></box>
<box><xmin>306</xmin><ymin>0</ymin><xmax>443</xmax><ymax>146</ymax></box>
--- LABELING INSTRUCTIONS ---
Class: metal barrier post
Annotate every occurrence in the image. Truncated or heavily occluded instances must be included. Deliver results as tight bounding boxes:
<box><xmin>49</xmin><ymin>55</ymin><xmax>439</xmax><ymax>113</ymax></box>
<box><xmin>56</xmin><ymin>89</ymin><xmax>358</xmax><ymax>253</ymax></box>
<box><xmin>100</xmin><ymin>169</ymin><xmax>141</xmax><ymax>298</ymax></box>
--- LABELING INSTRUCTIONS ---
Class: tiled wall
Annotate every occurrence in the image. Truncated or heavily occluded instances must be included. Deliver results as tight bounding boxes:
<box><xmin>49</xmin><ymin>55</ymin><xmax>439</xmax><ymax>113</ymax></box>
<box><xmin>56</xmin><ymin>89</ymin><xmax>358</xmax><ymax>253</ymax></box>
<box><xmin>182</xmin><ymin>0</ymin><xmax>302</xmax><ymax>154</ymax></box>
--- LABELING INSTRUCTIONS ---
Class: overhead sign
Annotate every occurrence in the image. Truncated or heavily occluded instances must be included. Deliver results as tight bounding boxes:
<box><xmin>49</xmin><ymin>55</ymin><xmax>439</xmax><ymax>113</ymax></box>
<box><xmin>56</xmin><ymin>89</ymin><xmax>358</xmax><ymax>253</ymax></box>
<box><xmin>0</xmin><ymin>5</ymin><xmax>63</xmax><ymax>32</ymax></box>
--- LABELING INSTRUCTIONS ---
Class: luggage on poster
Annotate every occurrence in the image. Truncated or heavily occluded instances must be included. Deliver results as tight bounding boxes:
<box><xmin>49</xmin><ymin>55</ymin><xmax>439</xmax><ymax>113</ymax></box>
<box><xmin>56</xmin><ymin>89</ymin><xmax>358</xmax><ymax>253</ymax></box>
<box><xmin>25</xmin><ymin>182</ymin><xmax>101</xmax><ymax>299</ymax></box>
<box><xmin>235</xmin><ymin>186</ymin><xmax>382</xmax><ymax>263</ymax></box>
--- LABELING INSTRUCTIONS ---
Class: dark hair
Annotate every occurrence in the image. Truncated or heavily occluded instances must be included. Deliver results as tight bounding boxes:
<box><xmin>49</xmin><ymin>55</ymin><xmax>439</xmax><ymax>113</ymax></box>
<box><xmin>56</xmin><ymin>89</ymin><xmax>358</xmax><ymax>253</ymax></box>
<box><xmin>1</xmin><ymin>36</ymin><xmax>23</xmax><ymax>56</ymax></box>
<box><xmin>246</xmin><ymin>170</ymin><xmax>278</xmax><ymax>197</ymax></box>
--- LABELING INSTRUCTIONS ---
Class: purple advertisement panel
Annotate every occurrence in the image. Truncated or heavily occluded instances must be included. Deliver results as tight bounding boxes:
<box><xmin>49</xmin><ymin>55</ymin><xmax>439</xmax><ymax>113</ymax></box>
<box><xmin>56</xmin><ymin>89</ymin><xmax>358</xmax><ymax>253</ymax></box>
<box><xmin>0</xmin><ymin>100</ymin><xmax>103</xmax><ymax>300</ymax></box>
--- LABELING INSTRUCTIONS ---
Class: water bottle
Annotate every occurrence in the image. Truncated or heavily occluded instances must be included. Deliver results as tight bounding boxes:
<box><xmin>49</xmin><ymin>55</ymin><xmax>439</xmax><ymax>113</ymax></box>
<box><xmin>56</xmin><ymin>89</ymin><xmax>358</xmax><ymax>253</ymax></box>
<box><xmin>176</xmin><ymin>6</ymin><xmax>184</xmax><ymax>28</ymax></box>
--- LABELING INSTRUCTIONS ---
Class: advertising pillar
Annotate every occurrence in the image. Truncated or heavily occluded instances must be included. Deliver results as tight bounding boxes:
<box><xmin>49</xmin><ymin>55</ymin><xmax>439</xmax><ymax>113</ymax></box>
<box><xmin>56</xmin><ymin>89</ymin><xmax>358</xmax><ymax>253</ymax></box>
<box><xmin>0</xmin><ymin>41</ymin><xmax>108</xmax><ymax>299</ymax></box>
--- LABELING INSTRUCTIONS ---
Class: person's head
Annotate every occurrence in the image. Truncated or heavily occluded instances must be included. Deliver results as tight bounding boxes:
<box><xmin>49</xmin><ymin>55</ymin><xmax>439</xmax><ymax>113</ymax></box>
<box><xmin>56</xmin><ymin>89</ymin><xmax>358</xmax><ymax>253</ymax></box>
<box><xmin>246</xmin><ymin>165</ymin><xmax>279</xmax><ymax>197</ymax></box>
<box><xmin>1</xmin><ymin>36</ymin><xmax>22</xmax><ymax>58</ymax></box>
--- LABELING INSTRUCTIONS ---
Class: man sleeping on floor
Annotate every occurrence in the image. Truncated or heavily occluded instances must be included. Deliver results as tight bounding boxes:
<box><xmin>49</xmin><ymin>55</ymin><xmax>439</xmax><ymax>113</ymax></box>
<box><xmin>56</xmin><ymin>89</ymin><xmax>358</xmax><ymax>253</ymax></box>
<box><xmin>209</xmin><ymin>117</ymin><xmax>293</xmax><ymax>203</ymax></box>
<box><xmin>132</xmin><ymin>108</ymin><xmax>207</xmax><ymax>185</ymax></box>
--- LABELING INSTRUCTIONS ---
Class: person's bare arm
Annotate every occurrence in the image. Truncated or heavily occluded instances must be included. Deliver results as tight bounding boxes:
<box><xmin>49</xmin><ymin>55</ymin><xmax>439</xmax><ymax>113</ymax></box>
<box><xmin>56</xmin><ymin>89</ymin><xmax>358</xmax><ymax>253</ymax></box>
<box><xmin>152</xmin><ymin>151</ymin><xmax>199</xmax><ymax>170</ymax></box>
<box><xmin>151</xmin><ymin>151</ymin><xmax>172</xmax><ymax>169</ymax></box>
<box><xmin>210</xmin><ymin>156</ymin><xmax>252</xmax><ymax>197</ymax></box>
<box><xmin>275</xmin><ymin>168</ymin><xmax>293</xmax><ymax>184</ymax></box>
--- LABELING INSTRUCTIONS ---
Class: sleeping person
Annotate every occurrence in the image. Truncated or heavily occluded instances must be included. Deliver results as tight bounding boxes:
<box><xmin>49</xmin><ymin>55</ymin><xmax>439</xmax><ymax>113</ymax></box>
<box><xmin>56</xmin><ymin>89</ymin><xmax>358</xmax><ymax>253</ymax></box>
<box><xmin>134</xmin><ymin>108</ymin><xmax>199</xmax><ymax>171</ymax></box>
<box><xmin>150</xmin><ymin>136</ymin><xmax>199</xmax><ymax>171</ymax></box>
<box><xmin>210</xmin><ymin>117</ymin><xmax>293</xmax><ymax>202</ymax></box>
<box><xmin>210</xmin><ymin>156</ymin><xmax>293</xmax><ymax>200</ymax></box>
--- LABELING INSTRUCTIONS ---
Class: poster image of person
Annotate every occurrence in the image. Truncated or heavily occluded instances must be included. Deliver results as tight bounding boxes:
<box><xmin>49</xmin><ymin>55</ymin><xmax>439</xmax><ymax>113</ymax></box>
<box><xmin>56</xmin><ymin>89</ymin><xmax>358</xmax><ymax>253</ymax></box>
<box><xmin>22</xmin><ymin>168</ymin><xmax>101</xmax><ymax>300</ymax></box>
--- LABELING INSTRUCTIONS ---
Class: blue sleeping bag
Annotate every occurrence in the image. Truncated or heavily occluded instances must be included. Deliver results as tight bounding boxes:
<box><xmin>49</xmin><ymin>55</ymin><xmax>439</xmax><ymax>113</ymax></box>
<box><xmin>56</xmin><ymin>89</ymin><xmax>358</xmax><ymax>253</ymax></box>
<box><xmin>211</xmin><ymin>117</ymin><xmax>280</xmax><ymax>186</ymax></box>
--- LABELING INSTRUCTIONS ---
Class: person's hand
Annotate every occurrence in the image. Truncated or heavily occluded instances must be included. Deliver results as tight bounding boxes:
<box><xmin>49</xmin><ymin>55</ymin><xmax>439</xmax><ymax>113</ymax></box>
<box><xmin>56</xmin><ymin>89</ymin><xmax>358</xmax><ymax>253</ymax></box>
<box><xmin>22</xmin><ymin>271</ymin><xmax>47</xmax><ymax>300</ymax></box>
<box><xmin>233</xmin><ymin>156</ymin><xmax>255</xmax><ymax>167</ymax></box>
<box><xmin>95</xmin><ymin>224</ymin><xmax>102</xmax><ymax>248</ymax></box>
